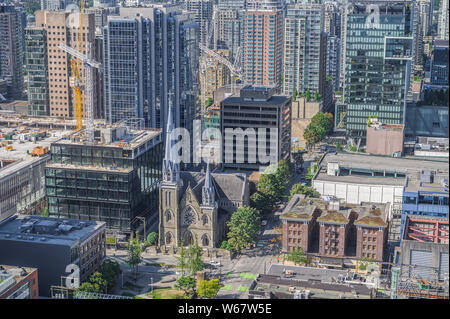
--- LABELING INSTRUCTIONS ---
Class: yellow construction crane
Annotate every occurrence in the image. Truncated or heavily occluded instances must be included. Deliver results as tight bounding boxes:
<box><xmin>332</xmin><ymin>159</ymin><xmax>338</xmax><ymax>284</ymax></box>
<box><xmin>70</xmin><ymin>0</ymin><xmax>84</xmax><ymax>132</ymax></box>
<box><xmin>61</xmin><ymin>0</ymin><xmax>100</xmax><ymax>142</ymax></box>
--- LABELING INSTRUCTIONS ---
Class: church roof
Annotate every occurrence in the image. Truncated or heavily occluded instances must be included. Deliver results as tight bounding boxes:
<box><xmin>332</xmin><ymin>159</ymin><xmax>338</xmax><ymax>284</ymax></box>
<box><xmin>180</xmin><ymin>171</ymin><xmax>247</xmax><ymax>205</ymax></box>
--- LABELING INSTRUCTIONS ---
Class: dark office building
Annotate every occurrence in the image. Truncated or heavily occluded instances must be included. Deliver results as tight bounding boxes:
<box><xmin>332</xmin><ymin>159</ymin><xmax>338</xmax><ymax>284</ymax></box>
<box><xmin>45</xmin><ymin>125</ymin><xmax>162</xmax><ymax>234</ymax></box>
<box><xmin>343</xmin><ymin>1</ymin><xmax>413</xmax><ymax>143</ymax></box>
<box><xmin>430</xmin><ymin>40</ymin><xmax>449</xmax><ymax>86</ymax></box>
<box><xmin>0</xmin><ymin>215</ymin><xmax>106</xmax><ymax>297</ymax></box>
<box><xmin>220</xmin><ymin>86</ymin><xmax>291</xmax><ymax>170</ymax></box>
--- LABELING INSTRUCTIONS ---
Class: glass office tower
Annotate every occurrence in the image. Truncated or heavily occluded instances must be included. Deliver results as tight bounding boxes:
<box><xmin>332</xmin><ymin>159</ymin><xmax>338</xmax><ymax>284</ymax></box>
<box><xmin>45</xmin><ymin>126</ymin><xmax>162</xmax><ymax>233</ymax></box>
<box><xmin>343</xmin><ymin>1</ymin><xmax>414</xmax><ymax>142</ymax></box>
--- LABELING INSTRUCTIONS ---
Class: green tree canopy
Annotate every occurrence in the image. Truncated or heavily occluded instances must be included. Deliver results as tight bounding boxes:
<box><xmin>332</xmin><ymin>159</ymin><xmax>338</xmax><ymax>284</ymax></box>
<box><xmin>289</xmin><ymin>183</ymin><xmax>320</xmax><ymax>200</ymax></box>
<box><xmin>146</xmin><ymin>232</ymin><xmax>158</xmax><ymax>245</ymax></box>
<box><xmin>186</xmin><ymin>236</ymin><xmax>205</xmax><ymax>275</ymax></box>
<box><xmin>175</xmin><ymin>275</ymin><xmax>196</xmax><ymax>294</ymax></box>
<box><xmin>100</xmin><ymin>259</ymin><xmax>122</xmax><ymax>291</ymax></box>
<box><xmin>197</xmin><ymin>279</ymin><xmax>221</xmax><ymax>298</ymax></box>
<box><xmin>227</xmin><ymin>206</ymin><xmax>261</xmax><ymax>252</ymax></box>
<box><xmin>287</xmin><ymin>247</ymin><xmax>307</xmax><ymax>265</ymax></box>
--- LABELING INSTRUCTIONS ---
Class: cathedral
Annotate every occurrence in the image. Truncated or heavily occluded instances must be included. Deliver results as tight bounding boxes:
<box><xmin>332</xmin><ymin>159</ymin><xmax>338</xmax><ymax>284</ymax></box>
<box><xmin>158</xmin><ymin>106</ymin><xmax>250</xmax><ymax>249</ymax></box>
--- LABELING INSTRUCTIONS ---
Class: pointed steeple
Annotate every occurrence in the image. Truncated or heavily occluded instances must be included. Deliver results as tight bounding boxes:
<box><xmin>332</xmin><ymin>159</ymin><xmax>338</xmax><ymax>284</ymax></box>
<box><xmin>162</xmin><ymin>93</ymin><xmax>179</xmax><ymax>183</ymax></box>
<box><xmin>202</xmin><ymin>161</ymin><xmax>215</xmax><ymax>206</ymax></box>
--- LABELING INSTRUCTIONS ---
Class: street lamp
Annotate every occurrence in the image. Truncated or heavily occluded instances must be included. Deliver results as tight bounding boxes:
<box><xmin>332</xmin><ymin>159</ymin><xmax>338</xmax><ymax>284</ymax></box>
<box><xmin>135</xmin><ymin>216</ymin><xmax>146</xmax><ymax>242</ymax></box>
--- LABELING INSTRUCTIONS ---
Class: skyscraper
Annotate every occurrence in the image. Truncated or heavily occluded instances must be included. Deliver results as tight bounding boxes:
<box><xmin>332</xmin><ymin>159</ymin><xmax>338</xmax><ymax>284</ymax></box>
<box><xmin>342</xmin><ymin>1</ymin><xmax>414</xmax><ymax>143</ymax></box>
<box><xmin>282</xmin><ymin>2</ymin><xmax>325</xmax><ymax>96</ymax></box>
<box><xmin>243</xmin><ymin>3</ymin><xmax>283</xmax><ymax>88</ymax></box>
<box><xmin>214</xmin><ymin>7</ymin><xmax>243</xmax><ymax>63</ymax></box>
<box><xmin>103</xmin><ymin>5</ymin><xmax>199</xmax><ymax>132</ymax></box>
<box><xmin>437</xmin><ymin>0</ymin><xmax>449</xmax><ymax>40</ymax></box>
<box><xmin>0</xmin><ymin>4</ymin><xmax>24</xmax><ymax>100</ymax></box>
<box><xmin>34</xmin><ymin>10</ymin><xmax>100</xmax><ymax>119</ymax></box>
<box><xmin>185</xmin><ymin>0</ymin><xmax>213</xmax><ymax>46</ymax></box>
<box><xmin>25</xmin><ymin>27</ymin><xmax>49</xmax><ymax>116</ymax></box>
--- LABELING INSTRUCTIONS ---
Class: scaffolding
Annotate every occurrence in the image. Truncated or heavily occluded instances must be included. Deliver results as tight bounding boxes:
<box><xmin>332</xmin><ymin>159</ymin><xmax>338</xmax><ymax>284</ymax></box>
<box><xmin>391</xmin><ymin>264</ymin><xmax>449</xmax><ymax>299</ymax></box>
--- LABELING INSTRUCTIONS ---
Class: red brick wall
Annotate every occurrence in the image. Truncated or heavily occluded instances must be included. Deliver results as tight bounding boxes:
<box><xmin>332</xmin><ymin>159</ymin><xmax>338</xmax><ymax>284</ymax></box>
<box><xmin>282</xmin><ymin>220</ymin><xmax>309</xmax><ymax>253</ymax></box>
<box><xmin>320</xmin><ymin>224</ymin><xmax>346</xmax><ymax>257</ymax></box>
<box><xmin>356</xmin><ymin>227</ymin><xmax>385</xmax><ymax>261</ymax></box>
<box><xmin>0</xmin><ymin>269</ymin><xmax>39</xmax><ymax>299</ymax></box>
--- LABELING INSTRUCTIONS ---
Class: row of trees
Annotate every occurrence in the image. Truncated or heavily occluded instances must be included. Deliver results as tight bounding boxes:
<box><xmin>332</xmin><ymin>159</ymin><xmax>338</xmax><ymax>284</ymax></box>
<box><xmin>288</xmin><ymin>183</ymin><xmax>320</xmax><ymax>200</ymax></box>
<box><xmin>293</xmin><ymin>89</ymin><xmax>322</xmax><ymax>102</ymax></box>
<box><xmin>303</xmin><ymin>112</ymin><xmax>333</xmax><ymax>149</ymax></box>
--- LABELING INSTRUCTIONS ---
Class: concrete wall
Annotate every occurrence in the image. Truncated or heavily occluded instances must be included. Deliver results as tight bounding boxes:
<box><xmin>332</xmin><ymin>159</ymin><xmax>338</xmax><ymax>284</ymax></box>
<box><xmin>366</xmin><ymin>126</ymin><xmax>404</xmax><ymax>156</ymax></box>
<box><xmin>0</xmin><ymin>240</ymin><xmax>71</xmax><ymax>297</ymax></box>
<box><xmin>312</xmin><ymin>180</ymin><xmax>403</xmax><ymax>207</ymax></box>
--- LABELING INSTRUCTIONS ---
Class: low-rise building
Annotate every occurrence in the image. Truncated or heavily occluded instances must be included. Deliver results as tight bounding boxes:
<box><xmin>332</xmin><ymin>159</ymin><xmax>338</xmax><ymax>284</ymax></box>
<box><xmin>366</xmin><ymin>120</ymin><xmax>404</xmax><ymax>156</ymax></box>
<box><xmin>0</xmin><ymin>215</ymin><xmax>106</xmax><ymax>297</ymax></box>
<box><xmin>312</xmin><ymin>152</ymin><xmax>449</xmax><ymax>242</ymax></box>
<box><xmin>280</xmin><ymin>195</ymin><xmax>389</xmax><ymax>261</ymax></box>
<box><xmin>0</xmin><ymin>265</ymin><xmax>39</xmax><ymax>299</ymax></box>
<box><xmin>0</xmin><ymin>126</ymin><xmax>69</xmax><ymax>222</ymax></box>
<box><xmin>45</xmin><ymin>123</ymin><xmax>162</xmax><ymax>234</ymax></box>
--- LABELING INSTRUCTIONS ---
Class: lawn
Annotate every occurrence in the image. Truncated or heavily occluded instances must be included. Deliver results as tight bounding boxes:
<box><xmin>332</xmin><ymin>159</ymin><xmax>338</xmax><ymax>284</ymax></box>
<box><xmin>146</xmin><ymin>288</ymin><xmax>190</xmax><ymax>299</ymax></box>
<box><xmin>237</xmin><ymin>286</ymin><xmax>249</xmax><ymax>292</ymax></box>
<box><xmin>239</xmin><ymin>273</ymin><xmax>258</xmax><ymax>279</ymax></box>
<box><xmin>221</xmin><ymin>285</ymin><xmax>233</xmax><ymax>291</ymax></box>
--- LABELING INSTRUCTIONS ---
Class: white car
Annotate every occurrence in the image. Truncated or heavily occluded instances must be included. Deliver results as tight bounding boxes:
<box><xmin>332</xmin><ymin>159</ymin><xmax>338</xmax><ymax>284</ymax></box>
<box><xmin>209</xmin><ymin>261</ymin><xmax>221</xmax><ymax>267</ymax></box>
<box><xmin>261</xmin><ymin>220</ymin><xmax>267</xmax><ymax>226</ymax></box>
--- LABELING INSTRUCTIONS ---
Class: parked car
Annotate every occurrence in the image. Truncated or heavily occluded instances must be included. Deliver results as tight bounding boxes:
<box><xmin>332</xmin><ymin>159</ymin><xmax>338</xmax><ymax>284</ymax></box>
<box><xmin>261</xmin><ymin>220</ymin><xmax>267</xmax><ymax>226</ymax></box>
<box><xmin>209</xmin><ymin>261</ymin><xmax>221</xmax><ymax>267</ymax></box>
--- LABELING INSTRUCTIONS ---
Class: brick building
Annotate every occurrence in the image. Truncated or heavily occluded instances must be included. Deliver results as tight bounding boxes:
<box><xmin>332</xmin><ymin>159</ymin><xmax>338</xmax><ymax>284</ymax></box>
<box><xmin>280</xmin><ymin>196</ymin><xmax>389</xmax><ymax>261</ymax></box>
<box><xmin>0</xmin><ymin>265</ymin><xmax>39</xmax><ymax>299</ymax></box>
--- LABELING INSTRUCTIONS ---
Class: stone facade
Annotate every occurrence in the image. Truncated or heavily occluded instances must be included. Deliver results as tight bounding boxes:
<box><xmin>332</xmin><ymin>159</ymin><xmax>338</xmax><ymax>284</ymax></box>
<box><xmin>158</xmin><ymin>105</ymin><xmax>249</xmax><ymax>249</ymax></box>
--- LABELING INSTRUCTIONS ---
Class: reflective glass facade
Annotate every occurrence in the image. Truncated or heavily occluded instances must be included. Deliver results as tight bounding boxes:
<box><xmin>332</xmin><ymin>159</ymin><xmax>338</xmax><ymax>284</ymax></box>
<box><xmin>45</xmin><ymin>136</ymin><xmax>162</xmax><ymax>233</ymax></box>
<box><xmin>343</xmin><ymin>2</ymin><xmax>413</xmax><ymax>141</ymax></box>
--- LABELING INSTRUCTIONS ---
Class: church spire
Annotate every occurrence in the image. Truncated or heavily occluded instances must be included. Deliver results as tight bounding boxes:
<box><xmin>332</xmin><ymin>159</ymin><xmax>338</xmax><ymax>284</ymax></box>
<box><xmin>162</xmin><ymin>93</ymin><xmax>179</xmax><ymax>183</ymax></box>
<box><xmin>202</xmin><ymin>161</ymin><xmax>215</xmax><ymax>206</ymax></box>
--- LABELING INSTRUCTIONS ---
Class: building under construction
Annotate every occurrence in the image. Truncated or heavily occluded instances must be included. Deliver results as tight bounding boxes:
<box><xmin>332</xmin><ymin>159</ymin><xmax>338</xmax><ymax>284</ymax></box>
<box><xmin>45</xmin><ymin>121</ymin><xmax>163</xmax><ymax>234</ymax></box>
<box><xmin>391</xmin><ymin>215</ymin><xmax>449</xmax><ymax>299</ymax></box>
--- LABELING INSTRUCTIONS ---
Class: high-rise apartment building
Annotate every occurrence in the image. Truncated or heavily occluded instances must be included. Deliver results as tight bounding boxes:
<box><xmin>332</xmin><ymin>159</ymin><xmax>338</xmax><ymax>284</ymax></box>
<box><xmin>214</xmin><ymin>7</ymin><xmax>243</xmax><ymax>63</ymax></box>
<box><xmin>342</xmin><ymin>1</ymin><xmax>414</xmax><ymax>142</ymax></box>
<box><xmin>437</xmin><ymin>0</ymin><xmax>449</xmax><ymax>40</ymax></box>
<box><xmin>103</xmin><ymin>5</ymin><xmax>199</xmax><ymax>132</ymax></box>
<box><xmin>282</xmin><ymin>2</ymin><xmax>325</xmax><ymax>96</ymax></box>
<box><xmin>0</xmin><ymin>4</ymin><xmax>24</xmax><ymax>100</ymax></box>
<box><xmin>34</xmin><ymin>10</ymin><xmax>101</xmax><ymax>119</ymax></box>
<box><xmin>243</xmin><ymin>6</ymin><xmax>283</xmax><ymax>88</ymax></box>
<box><xmin>185</xmin><ymin>0</ymin><xmax>213</xmax><ymax>46</ymax></box>
<box><xmin>25</xmin><ymin>27</ymin><xmax>49</xmax><ymax>116</ymax></box>
<box><xmin>200</xmin><ymin>50</ymin><xmax>231</xmax><ymax>99</ymax></box>
<box><xmin>40</xmin><ymin>0</ymin><xmax>72</xmax><ymax>11</ymax></box>
<box><xmin>217</xmin><ymin>0</ymin><xmax>246</xmax><ymax>10</ymax></box>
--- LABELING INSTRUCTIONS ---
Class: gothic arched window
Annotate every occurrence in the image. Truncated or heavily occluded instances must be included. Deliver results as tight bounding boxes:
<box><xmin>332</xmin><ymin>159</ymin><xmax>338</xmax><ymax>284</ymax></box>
<box><xmin>165</xmin><ymin>232</ymin><xmax>173</xmax><ymax>245</ymax></box>
<box><xmin>184</xmin><ymin>231</ymin><xmax>194</xmax><ymax>246</ymax></box>
<box><xmin>201</xmin><ymin>234</ymin><xmax>209</xmax><ymax>247</ymax></box>
<box><xmin>165</xmin><ymin>211</ymin><xmax>172</xmax><ymax>223</ymax></box>
<box><xmin>202</xmin><ymin>214</ymin><xmax>209</xmax><ymax>226</ymax></box>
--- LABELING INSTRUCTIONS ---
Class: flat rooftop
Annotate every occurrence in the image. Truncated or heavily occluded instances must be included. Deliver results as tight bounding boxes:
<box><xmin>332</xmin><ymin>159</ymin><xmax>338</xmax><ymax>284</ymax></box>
<box><xmin>0</xmin><ymin>215</ymin><xmax>105</xmax><ymax>247</ymax></box>
<box><xmin>55</xmin><ymin>125</ymin><xmax>161</xmax><ymax>151</ymax></box>
<box><xmin>0</xmin><ymin>265</ymin><xmax>37</xmax><ymax>296</ymax></box>
<box><xmin>404</xmin><ymin>171</ymin><xmax>449</xmax><ymax>194</ymax></box>
<box><xmin>0</xmin><ymin>126</ymin><xmax>70</xmax><ymax>180</ymax></box>
<box><xmin>315</xmin><ymin>152</ymin><xmax>449</xmax><ymax>186</ymax></box>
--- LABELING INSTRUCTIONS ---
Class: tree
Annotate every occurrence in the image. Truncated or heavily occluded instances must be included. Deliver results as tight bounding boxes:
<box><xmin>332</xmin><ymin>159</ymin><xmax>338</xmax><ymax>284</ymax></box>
<box><xmin>220</xmin><ymin>240</ymin><xmax>233</xmax><ymax>251</ymax></box>
<box><xmin>287</xmin><ymin>247</ymin><xmax>307</xmax><ymax>265</ymax></box>
<box><xmin>23</xmin><ymin>0</ymin><xmax>40</xmax><ymax>15</ymax></box>
<box><xmin>40</xmin><ymin>207</ymin><xmax>49</xmax><ymax>217</ymax></box>
<box><xmin>336</xmin><ymin>142</ymin><xmax>343</xmax><ymax>151</ymax></box>
<box><xmin>78</xmin><ymin>271</ymin><xmax>107</xmax><ymax>294</ymax></box>
<box><xmin>186</xmin><ymin>235</ymin><xmax>205</xmax><ymax>275</ymax></box>
<box><xmin>100</xmin><ymin>260</ymin><xmax>122</xmax><ymax>292</ymax></box>
<box><xmin>293</xmin><ymin>89</ymin><xmax>298</xmax><ymax>102</ymax></box>
<box><xmin>289</xmin><ymin>183</ymin><xmax>320</xmax><ymax>200</ymax></box>
<box><xmin>250</xmin><ymin>191</ymin><xmax>273</xmax><ymax>215</ymax></box>
<box><xmin>146</xmin><ymin>232</ymin><xmax>158</xmax><ymax>245</ymax></box>
<box><xmin>304</xmin><ymin>126</ymin><xmax>320</xmax><ymax>150</ymax></box>
<box><xmin>175</xmin><ymin>275</ymin><xmax>196</xmax><ymax>294</ymax></box>
<box><xmin>197</xmin><ymin>279</ymin><xmax>221</xmax><ymax>298</ymax></box>
<box><xmin>227</xmin><ymin>206</ymin><xmax>261</xmax><ymax>252</ymax></box>
<box><xmin>206</xmin><ymin>97</ymin><xmax>213</xmax><ymax>107</ymax></box>
<box><xmin>177</xmin><ymin>239</ymin><xmax>188</xmax><ymax>275</ymax></box>
<box><xmin>127</xmin><ymin>232</ymin><xmax>142</xmax><ymax>280</ymax></box>
<box><xmin>305</xmin><ymin>89</ymin><xmax>311</xmax><ymax>101</ymax></box>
